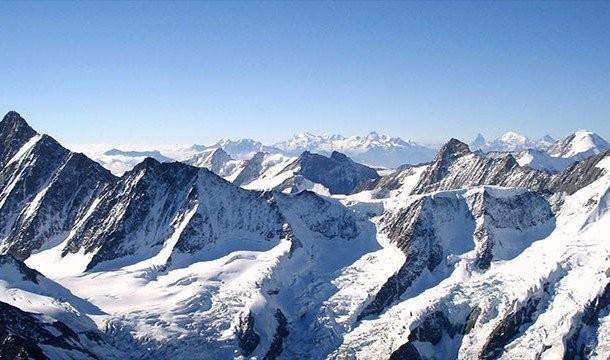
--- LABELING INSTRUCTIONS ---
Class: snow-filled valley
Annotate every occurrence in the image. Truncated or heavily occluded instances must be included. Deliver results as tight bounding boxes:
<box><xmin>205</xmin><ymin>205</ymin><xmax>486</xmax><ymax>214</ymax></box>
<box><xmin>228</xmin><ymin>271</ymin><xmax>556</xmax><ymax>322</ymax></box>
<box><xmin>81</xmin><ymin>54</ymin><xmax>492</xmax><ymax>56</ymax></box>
<box><xmin>1</xmin><ymin>111</ymin><xmax>610</xmax><ymax>359</ymax></box>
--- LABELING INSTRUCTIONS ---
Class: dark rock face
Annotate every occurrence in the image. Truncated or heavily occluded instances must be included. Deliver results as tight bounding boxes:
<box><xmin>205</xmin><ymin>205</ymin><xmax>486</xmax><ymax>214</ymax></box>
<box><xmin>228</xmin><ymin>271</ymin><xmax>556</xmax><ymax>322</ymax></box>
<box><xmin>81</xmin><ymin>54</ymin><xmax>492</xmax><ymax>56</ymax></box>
<box><xmin>367</xmin><ymin>139</ymin><xmax>608</xmax><ymax>202</ymax></box>
<box><xmin>463</xmin><ymin>306</ymin><xmax>482</xmax><ymax>335</ymax></box>
<box><xmin>0</xmin><ymin>301</ymin><xmax>99</xmax><ymax>360</ymax></box>
<box><xmin>389</xmin><ymin>309</ymin><xmax>469</xmax><ymax>360</ymax></box>
<box><xmin>360</xmin><ymin>194</ymin><xmax>475</xmax><ymax>319</ymax></box>
<box><xmin>279</xmin><ymin>151</ymin><xmax>379</xmax><ymax>194</ymax></box>
<box><xmin>62</xmin><ymin>159</ymin><xmax>200</xmax><ymax>269</ymax></box>
<box><xmin>172</xmin><ymin>173</ymin><xmax>287</xmax><ymax>260</ymax></box>
<box><xmin>0</xmin><ymin>113</ymin><xmax>115</xmax><ymax>260</ymax></box>
<box><xmin>237</xmin><ymin>312</ymin><xmax>260</xmax><ymax>357</ymax></box>
<box><xmin>480</xmin><ymin>294</ymin><xmax>546</xmax><ymax>360</ymax></box>
<box><xmin>468</xmin><ymin>189</ymin><xmax>555</xmax><ymax>270</ymax></box>
<box><xmin>548</xmin><ymin>150</ymin><xmax>610</xmax><ymax>195</ymax></box>
<box><xmin>389</xmin><ymin>342</ymin><xmax>422</xmax><ymax>360</ymax></box>
<box><xmin>264</xmin><ymin>309</ymin><xmax>289</xmax><ymax>360</ymax></box>
<box><xmin>563</xmin><ymin>282</ymin><xmax>610</xmax><ymax>360</ymax></box>
<box><xmin>412</xmin><ymin>140</ymin><xmax>551</xmax><ymax>195</ymax></box>
<box><xmin>408</xmin><ymin>310</ymin><xmax>463</xmax><ymax>345</ymax></box>
<box><xmin>276</xmin><ymin>190</ymin><xmax>361</xmax><ymax>240</ymax></box>
<box><xmin>0</xmin><ymin>111</ymin><xmax>38</xmax><ymax>168</ymax></box>
<box><xmin>361</xmin><ymin>188</ymin><xmax>554</xmax><ymax>319</ymax></box>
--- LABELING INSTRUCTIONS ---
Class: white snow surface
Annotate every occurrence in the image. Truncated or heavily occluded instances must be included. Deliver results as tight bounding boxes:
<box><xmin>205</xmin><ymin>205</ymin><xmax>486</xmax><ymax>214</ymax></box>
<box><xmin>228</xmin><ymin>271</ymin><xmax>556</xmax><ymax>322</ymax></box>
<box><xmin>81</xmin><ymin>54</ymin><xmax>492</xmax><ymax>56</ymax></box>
<box><xmin>548</xmin><ymin>129</ymin><xmax>609</xmax><ymax>159</ymax></box>
<box><xmin>515</xmin><ymin>149</ymin><xmax>576</xmax><ymax>173</ymax></box>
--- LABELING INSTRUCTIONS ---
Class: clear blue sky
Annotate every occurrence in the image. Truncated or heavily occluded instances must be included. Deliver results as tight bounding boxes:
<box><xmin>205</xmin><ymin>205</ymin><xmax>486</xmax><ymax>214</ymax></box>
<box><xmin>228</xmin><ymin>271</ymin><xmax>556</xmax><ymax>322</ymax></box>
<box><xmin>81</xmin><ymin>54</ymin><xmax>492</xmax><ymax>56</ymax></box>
<box><xmin>1</xmin><ymin>1</ymin><xmax>609</xmax><ymax>146</ymax></box>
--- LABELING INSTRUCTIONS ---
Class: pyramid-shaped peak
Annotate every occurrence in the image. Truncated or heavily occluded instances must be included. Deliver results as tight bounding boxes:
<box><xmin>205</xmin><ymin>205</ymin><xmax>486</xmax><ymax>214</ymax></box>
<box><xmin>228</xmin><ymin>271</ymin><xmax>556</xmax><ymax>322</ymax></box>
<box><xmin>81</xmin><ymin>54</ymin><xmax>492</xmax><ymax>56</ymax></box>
<box><xmin>210</xmin><ymin>146</ymin><xmax>231</xmax><ymax>158</ymax></box>
<box><xmin>3</xmin><ymin>111</ymin><xmax>26</xmax><ymax>123</ymax></box>
<box><xmin>0</xmin><ymin>111</ymin><xmax>38</xmax><ymax>161</ymax></box>
<box><xmin>1</xmin><ymin>111</ymin><xmax>35</xmax><ymax>133</ymax></box>
<box><xmin>470</xmin><ymin>133</ymin><xmax>487</xmax><ymax>150</ymax></box>
<box><xmin>436</xmin><ymin>138</ymin><xmax>471</xmax><ymax>160</ymax></box>
<box><xmin>473</xmin><ymin>133</ymin><xmax>486</xmax><ymax>142</ymax></box>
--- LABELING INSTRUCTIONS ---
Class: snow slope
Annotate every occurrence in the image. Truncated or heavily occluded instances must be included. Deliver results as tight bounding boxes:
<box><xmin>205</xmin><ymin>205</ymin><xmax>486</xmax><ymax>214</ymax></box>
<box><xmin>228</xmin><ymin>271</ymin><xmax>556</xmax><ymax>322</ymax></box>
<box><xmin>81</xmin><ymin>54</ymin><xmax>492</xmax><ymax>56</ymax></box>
<box><xmin>0</xmin><ymin>255</ymin><xmax>122</xmax><ymax>359</ymax></box>
<box><xmin>547</xmin><ymin>129</ymin><xmax>609</xmax><ymax>159</ymax></box>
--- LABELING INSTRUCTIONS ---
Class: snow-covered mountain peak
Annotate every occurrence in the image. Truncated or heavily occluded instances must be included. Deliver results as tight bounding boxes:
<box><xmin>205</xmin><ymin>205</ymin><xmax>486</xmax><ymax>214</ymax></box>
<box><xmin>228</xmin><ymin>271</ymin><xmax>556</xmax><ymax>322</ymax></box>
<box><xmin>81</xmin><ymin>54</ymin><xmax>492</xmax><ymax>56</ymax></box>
<box><xmin>209</xmin><ymin>146</ymin><xmax>231</xmax><ymax>159</ymax></box>
<box><xmin>538</xmin><ymin>134</ymin><xmax>556</xmax><ymax>147</ymax></box>
<box><xmin>470</xmin><ymin>133</ymin><xmax>487</xmax><ymax>149</ymax></box>
<box><xmin>364</xmin><ymin>131</ymin><xmax>382</xmax><ymax>141</ymax></box>
<box><xmin>570</xmin><ymin>129</ymin><xmax>608</xmax><ymax>151</ymax></box>
<box><xmin>187</xmin><ymin>143</ymin><xmax>207</xmax><ymax>152</ymax></box>
<box><xmin>574</xmin><ymin>128</ymin><xmax>592</xmax><ymax>135</ymax></box>
<box><xmin>473</xmin><ymin>131</ymin><xmax>555</xmax><ymax>153</ymax></box>
<box><xmin>267</xmin><ymin>150</ymin><xmax>379</xmax><ymax>194</ymax></box>
<box><xmin>132</xmin><ymin>155</ymin><xmax>163</xmax><ymax>171</ymax></box>
<box><xmin>212</xmin><ymin>138</ymin><xmax>280</xmax><ymax>160</ymax></box>
<box><xmin>187</xmin><ymin>147</ymin><xmax>231</xmax><ymax>165</ymax></box>
<box><xmin>279</xmin><ymin>132</ymin><xmax>325</xmax><ymax>150</ymax></box>
<box><xmin>498</xmin><ymin>131</ymin><xmax>529</xmax><ymax>144</ymax></box>
<box><xmin>547</xmin><ymin>129</ymin><xmax>609</xmax><ymax>159</ymax></box>
<box><xmin>133</xmin><ymin>157</ymin><xmax>200</xmax><ymax>182</ymax></box>
<box><xmin>275</xmin><ymin>131</ymin><xmax>437</xmax><ymax>167</ymax></box>
<box><xmin>183</xmin><ymin>147</ymin><xmax>247</xmax><ymax>181</ymax></box>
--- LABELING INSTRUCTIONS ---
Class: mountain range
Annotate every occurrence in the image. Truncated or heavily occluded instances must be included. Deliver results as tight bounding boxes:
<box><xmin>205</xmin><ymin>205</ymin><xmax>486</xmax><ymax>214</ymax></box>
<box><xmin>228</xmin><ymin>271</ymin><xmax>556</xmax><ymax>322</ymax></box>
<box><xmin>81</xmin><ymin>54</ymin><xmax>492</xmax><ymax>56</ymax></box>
<box><xmin>78</xmin><ymin>131</ymin><xmax>438</xmax><ymax>175</ymax></box>
<box><xmin>1</xmin><ymin>111</ymin><xmax>610</xmax><ymax>359</ymax></box>
<box><xmin>79</xmin><ymin>129</ymin><xmax>609</xmax><ymax>179</ymax></box>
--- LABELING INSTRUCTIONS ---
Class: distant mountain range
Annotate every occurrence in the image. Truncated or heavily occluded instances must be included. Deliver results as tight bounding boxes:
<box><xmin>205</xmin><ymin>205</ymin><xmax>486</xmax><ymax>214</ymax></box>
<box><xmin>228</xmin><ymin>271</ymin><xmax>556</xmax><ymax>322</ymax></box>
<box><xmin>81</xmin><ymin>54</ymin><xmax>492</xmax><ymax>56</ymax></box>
<box><xmin>469</xmin><ymin>131</ymin><xmax>557</xmax><ymax>153</ymax></box>
<box><xmin>79</xmin><ymin>129</ymin><xmax>609</xmax><ymax>177</ymax></box>
<box><xmin>470</xmin><ymin>130</ymin><xmax>609</xmax><ymax>173</ymax></box>
<box><xmin>272</xmin><ymin>132</ymin><xmax>436</xmax><ymax>168</ymax></box>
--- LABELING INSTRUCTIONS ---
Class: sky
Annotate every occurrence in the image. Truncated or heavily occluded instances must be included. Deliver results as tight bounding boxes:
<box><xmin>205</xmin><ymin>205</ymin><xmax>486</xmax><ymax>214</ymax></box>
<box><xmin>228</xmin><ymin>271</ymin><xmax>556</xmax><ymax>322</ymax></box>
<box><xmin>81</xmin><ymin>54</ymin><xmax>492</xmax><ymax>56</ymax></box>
<box><xmin>1</xmin><ymin>1</ymin><xmax>609</xmax><ymax>147</ymax></box>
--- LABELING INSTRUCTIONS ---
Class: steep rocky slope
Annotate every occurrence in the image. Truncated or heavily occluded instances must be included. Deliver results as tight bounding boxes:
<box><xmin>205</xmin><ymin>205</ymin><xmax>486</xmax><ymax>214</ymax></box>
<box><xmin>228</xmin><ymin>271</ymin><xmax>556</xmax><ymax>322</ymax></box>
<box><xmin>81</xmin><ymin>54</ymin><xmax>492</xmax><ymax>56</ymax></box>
<box><xmin>0</xmin><ymin>112</ymin><xmax>115</xmax><ymax>260</ymax></box>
